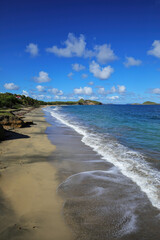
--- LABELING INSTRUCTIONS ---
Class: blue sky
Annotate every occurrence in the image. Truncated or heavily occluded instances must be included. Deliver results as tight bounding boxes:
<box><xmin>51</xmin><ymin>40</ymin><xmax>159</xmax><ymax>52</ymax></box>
<box><xmin>0</xmin><ymin>0</ymin><xmax>160</xmax><ymax>103</ymax></box>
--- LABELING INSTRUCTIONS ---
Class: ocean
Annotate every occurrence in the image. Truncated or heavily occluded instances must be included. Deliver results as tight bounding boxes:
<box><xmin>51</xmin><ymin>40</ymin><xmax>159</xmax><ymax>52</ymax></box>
<box><xmin>44</xmin><ymin>105</ymin><xmax>160</xmax><ymax>240</ymax></box>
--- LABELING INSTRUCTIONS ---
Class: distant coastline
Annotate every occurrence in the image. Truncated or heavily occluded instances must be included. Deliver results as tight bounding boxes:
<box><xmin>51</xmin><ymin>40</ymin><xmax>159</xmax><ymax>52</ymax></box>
<box><xmin>0</xmin><ymin>92</ymin><xmax>102</xmax><ymax>109</ymax></box>
<box><xmin>132</xmin><ymin>101</ymin><xmax>160</xmax><ymax>105</ymax></box>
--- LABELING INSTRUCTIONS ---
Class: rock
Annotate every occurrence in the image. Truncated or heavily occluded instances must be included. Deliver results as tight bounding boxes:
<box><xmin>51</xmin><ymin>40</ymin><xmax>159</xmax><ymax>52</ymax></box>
<box><xmin>78</xmin><ymin>99</ymin><xmax>102</xmax><ymax>105</ymax></box>
<box><xmin>0</xmin><ymin>115</ymin><xmax>25</xmax><ymax>129</ymax></box>
<box><xmin>24</xmin><ymin>120</ymin><xmax>34</xmax><ymax>126</ymax></box>
<box><xmin>0</xmin><ymin>124</ymin><xmax>5</xmax><ymax>140</ymax></box>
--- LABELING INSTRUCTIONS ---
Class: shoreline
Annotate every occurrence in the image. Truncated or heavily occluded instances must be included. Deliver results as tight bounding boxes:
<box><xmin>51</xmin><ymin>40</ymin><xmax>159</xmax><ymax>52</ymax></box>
<box><xmin>0</xmin><ymin>107</ymin><xmax>73</xmax><ymax>240</ymax></box>
<box><xmin>45</xmin><ymin>106</ymin><xmax>160</xmax><ymax>240</ymax></box>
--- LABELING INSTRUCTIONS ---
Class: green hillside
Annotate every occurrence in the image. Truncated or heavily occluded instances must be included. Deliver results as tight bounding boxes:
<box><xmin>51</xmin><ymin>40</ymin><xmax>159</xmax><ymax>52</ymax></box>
<box><xmin>0</xmin><ymin>93</ymin><xmax>102</xmax><ymax>109</ymax></box>
<box><xmin>132</xmin><ymin>101</ymin><xmax>160</xmax><ymax>105</ymax></box>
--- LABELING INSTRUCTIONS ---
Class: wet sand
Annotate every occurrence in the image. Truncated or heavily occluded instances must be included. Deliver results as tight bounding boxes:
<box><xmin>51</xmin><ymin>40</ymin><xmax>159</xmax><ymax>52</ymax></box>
<box><xmin>0</xmin><ymin>108</ymin><xmax>73</xmax><ymax>240</ymax></box>
<box><xmin>1</xmin><ymin>107</ymin><xmax>160</xmax><ymax>240</ymax></box>
<box><xmin>45</xmin><ymin>110</ymin><xmax>160</xmax><ymax>240</ymax></box>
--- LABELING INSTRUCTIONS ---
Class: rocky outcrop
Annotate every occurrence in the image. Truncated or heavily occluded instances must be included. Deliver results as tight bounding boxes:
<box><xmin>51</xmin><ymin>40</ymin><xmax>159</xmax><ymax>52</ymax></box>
<box><xmin>0</xmin><ymin>115</ymin><xmax>25</xmax><ymax>129</ymax></box>
<box><xmin>0</xmin><ymin>115</ymin><xmax>34</xmax><ymax>129</ymax></box>
<box><xmin>0</xmin><ymin>124</ymin><xmax>5</xmax><ymax>140</ymax></box>
<box><xmin>78</xmin><ymin>99</ymin><xmax>102</xmax><ymax>105</ymax></box>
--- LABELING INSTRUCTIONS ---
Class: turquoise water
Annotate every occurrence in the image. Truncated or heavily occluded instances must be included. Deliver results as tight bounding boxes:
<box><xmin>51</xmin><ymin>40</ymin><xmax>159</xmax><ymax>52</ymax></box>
<box><xmin>58</xmin><ymin>105</ymin><xmax>160</xmax><ymax>164</ymax></box>
<box><xmin>46</xmin><ymin>105</ymin><xmax>160</xmax><ymax>210</ymax></box>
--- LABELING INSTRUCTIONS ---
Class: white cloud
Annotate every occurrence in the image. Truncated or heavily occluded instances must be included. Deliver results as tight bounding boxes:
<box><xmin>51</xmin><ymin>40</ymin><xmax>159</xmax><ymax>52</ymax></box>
<box><xmin>46</xmin><ymin>33</ymin><xmax>118</xmax><ymax>64</ymax></box>
<box><xmin>22</xmin><ymin>90</ymin><xmax>29</xmax><ymax>96</ymax></box>
<box><xmin>77</xmin><ymin>96</ymin><xmax>83</xmax><ymax>99</ymax></box>
<box><xmin>151</xmin><ymin>88</ymin><xmax>160</xmax><ymax>94</ymax></box>
<box><xmin>98</xmin><ymin>87</ymin><xmax>106</xmax><ymax>94</ymax></box>
<box><xmin>89</xmin><ymin>96</ymin><xmax>99</xmax><ymax>100</ymax></box>
<box><xmin>54</xmin><ymin>95</ymin><xmax>67</xmax><ymax>100</ymax></box>
<box><xmin>25</xmin><ymin>43</ymin><xmax>39</xmax><ymax>57</ymax></box>
<box><xmin>37</xmin><ymin>94</ymin><xmax>45</xmax><ymax>100</ymax></box>
<box><xmin>74</xmin><ymin>86</ymin><xmax>93</xmax><ymax>95</ymax></box>
<box><xmin>67</xmin><ymin>72</ymin><xmax>74</xmax><ymax>79</ymax></box>
<box><xmin>36</xmin><ymin>85</ymin><xmax>45</xmax><ymax>92</ymax></box>
<box><xmin>94</xmin><ymin>44</ymin><xmax>117</xmax><ymax>64</ymax></box>
<box><xmin>32</xmin><ymin>94</ymin><xmax>45</xmax><ymax>100</ymax></box>
<box><xmin>4</xmin><ymin>83</ymin><xmax>19</xmax><ymax>90</ymax></box>
<box><xmin>34</xmin><ymin>71</ymin><xmax>51</xmax><ymax>83</ymax></box>
<box><xmin>48</xmin><ymin>88</ymin><xmax>63</xmax><ymax>95</ymax></box>
<box><xmin>89</xmin><ymin>61</ymin><xmax>114</xmax><ymax>80</ymax></box>
<box><xmin>85</xmin><ymin>44</ymin><xmax>117</xmax><ymax>64</ymax></box>
<box><xmin>72</xmin><ymin>63</ymin><xmax>85</xmax><ymax>71</ymax></box>
<box><xmin>110</xmin><ymin>86</ymin><xmax>116</xmax><ymax>93</ymax></box>
<box><xmin>117</xmin><ymin>85</ymin><xmax>126</xmax><ymax>94</ymax></box>
<box><xmin>46</xmin><ymin>33</ymin><xmax>86</xmax><ymax>57</ymax></box>
<box><xmin>32</xmin><ymin>94</ymin><xmax>52</xmax><ymax>100</ymax></box>
<box><xmin>107</xmin><ymin>85</ymin><xmax>126</xmax><ymax>94</ymax></box>
<box><xmin>124</xmin><ymin>56</ymin><xmax>142</xmax><ymax>67</ymax></box>
<box><xmin>46</xmin><ymin>96</ymin><xmax>52</xmax><ymax>99</ymax></box>
<box><xmin>147</xmin><ymin>40</ymin><xmax>160</xmax><ymax>58</ymax></box>
<box><xmin>84</xmin><ymin>49</ymin><xmax>95</xmax><ymax>58</ymax></box>
<box><xmin>107</xmin><ymin>96</ymin><xmax>119</xmax><ymax>100</ymax></box>
<box><xmin>82</xmin><ymin>73</ymin><xmax>88</xmax><ymax>79</ymax></box>
<box><xmin>88</xmin><ymin>81</ymin><xmax>94</xmax><ymax>85</ymax></box>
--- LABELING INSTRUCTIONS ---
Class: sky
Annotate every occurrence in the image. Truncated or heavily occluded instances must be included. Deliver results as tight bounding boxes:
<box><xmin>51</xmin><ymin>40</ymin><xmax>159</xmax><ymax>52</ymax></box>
<box><xmin>0</xmin><ymin>0</ymin><xmax>160</xmax><ymax>103</ymax></box>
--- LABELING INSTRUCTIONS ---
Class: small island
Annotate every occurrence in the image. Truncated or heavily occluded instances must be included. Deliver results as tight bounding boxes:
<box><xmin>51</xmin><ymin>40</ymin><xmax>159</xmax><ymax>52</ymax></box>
<box><xmin>132</xmin><ymin>101</ymin><xmax>160</xmax><ymax>105</ymax></box>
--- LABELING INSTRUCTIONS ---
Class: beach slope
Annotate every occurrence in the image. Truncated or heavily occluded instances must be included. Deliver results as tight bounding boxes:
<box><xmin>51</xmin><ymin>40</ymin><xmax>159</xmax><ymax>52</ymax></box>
<box><xmin>0</xmin><ymin>108</ymin><xmax>72</xmax><ymax>240</ymax></box>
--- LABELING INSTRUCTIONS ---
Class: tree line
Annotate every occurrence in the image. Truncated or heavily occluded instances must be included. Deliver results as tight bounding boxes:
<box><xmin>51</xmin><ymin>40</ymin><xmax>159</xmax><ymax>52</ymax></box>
<box><xmin>0</xmin><ymin>93</ymin><xmax>102</xmax><ymax>108</ymax></box>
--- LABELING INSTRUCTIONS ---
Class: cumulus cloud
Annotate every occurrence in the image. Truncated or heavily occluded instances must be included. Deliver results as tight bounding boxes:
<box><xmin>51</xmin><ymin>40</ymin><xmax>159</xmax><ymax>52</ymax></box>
<box><xmin>89</xmin><ymin>61</ymin><xmax>114</xmax><ymax>80</ymax></box>
<box><xmin>46</xmin><ymin>33</ymin><xmax>118</xmax><ymax>64</ymax></box>
<box><xmin>25</xmin><ymin>43</ymin><xmax>39</xmax><ymax>57</ymax></box>
<box><xmin>84</xmin><ymin>44</ymin><xmax>117</xmax><ymax>64</ymax></box>
<box><xmin>67</xmin><ymin>72</ymin><xmax>74</xmax><ymax>79</ymax></box>
<box><xmin>98</xmin><ymin>87</ymin><xmax>106</xmax><ymax>94</ymax></box>
<box><xmin>107</xmin><ymin>96</ymin><xmax>119</xmax><ymax>100</ymax></box>
<box><xmin>74</xmin><ymin>86</ymin><xmax>93</xmax><ymax>95</ymax></box>
<box><xmin>34</xmin><ymin>71</ymin><xmax>51</xmax><ymax>83</ymax></box>
<box><xmin>46</xmin><ymin>33</ymin><xmax>86</xmax><ymax>57</ymax></box>
<box><xmin>46</xmin><ymin>96</ymin><xmax>52</xmax><ymax>100</ymax></box>
<box><xmin>110</xmin><ymin>86</ymin><xmax>116</xmax><ymax>93</ymax></box>
<box><xmin>48</xmin><ymin>88</ymin><xmax>63</xmax><ymax>95</ymax></box>
<box><xmin>35</xmin><ymin>94</ymin><xmax>45</xmax><ymax>100</ymax></box>
<box><xmin>151</xmin><ymin>88</ymin><xmax>160</xmax><ymax>94</ymax></box>
<box><xmin>89</xmin><ymin>96</ymin><xmax>99</xmax><ymax>100</ymax></box>
<box><xmin>107</xmin><ymin>85</ymin><xmax>126</xmax><ymax>94</ymax></box>
<box><xmin>36</xmin><ymin>85</ymin><xmax>45</xmax><ymax>92</ymax></box>
<box><xmin>94</xmin><ymin>44</ymin><xmax>117</xmax><ymax>64</ymax></box>
<box><xmin>147</xmin><ymin>40</ymin><xmax>160</xmax><ymax>58</ymax></box>
<box><xmin>22</xmin><ymin>90</ymin><xmax>29</xmax><ymax>96</ymax></box>
<box><xmin>54</xmin><ymin>95</ymin><xmax>67</xmax><ymax>100</ymax></box>
<box><xmin>124</xmin><ymin>56</ymin><xmax>142</xmax><ymax>67</ymax></box>
<box><xmin>72</xmin><ymin>63</ymin><xmax>85</xmax><ymax>71</ymax></box>
<box><xmin>88</xmin><ymin>81</ymin><xmax>94</xmax><ymax>85</ymax></box>
<box><xmin>4</xmin><ymin>83</ymin><xmax>19</xmax><ymax>90</ymax></box>
<box><xmin>82</xmin><ymin>73</ymin><xmax>88</xmax><ymax>79</ymax></box>
<box><xmin>117</xmin><ymin>85</ymin><xmax>126</xmax><ymax>93</ymax></box>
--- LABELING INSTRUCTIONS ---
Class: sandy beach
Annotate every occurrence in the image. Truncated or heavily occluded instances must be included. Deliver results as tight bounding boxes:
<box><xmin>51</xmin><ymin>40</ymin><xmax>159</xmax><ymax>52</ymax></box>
<box><xmin>0</xmin><ymin>108</ymin><xmax>73</xmax><ymax>240</ymax></box>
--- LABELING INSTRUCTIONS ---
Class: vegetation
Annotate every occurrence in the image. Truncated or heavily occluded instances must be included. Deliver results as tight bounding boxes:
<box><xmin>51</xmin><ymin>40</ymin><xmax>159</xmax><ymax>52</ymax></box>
<box><xmin>0</xmin><ymin>93</ymin><xmax>46</xmax><ymax>109</ymax></box>
<box><xmin>77</xmin><ymin>98</ymin><xmax>102</xmax><ymax>105</ymax></box>
<box><xmin>47</xmin><ymin>101</ymin><xmax>76</xmax><ymax>106</ymax></box>
<box><xmin>0</xmin><ymin>93</ymin><xmax>102</xmax><ymax>109</ymax></box>
<box><xmin>142</xmin><ymin>101</ymin><xmax>159</xmax><ymax>105</ymax></box>
<box><xmin>132</xmin><ymin>101</ymin><xmax>160</xmax><ymax>105</ymax></box>
<box><xmin>0</xmin><ymin>110</ymin><xmax>13</xmax><ymax>117</ymax></box>
<box><xmin>48</xmin><ymin>99</ymin><xmax>102</xmax><ymax>106</ymax></box>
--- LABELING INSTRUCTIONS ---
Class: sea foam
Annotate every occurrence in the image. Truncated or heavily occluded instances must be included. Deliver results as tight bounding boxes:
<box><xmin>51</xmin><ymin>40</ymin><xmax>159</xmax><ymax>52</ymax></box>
<box><xmin>45</xmin><ymin>106</ymin><xmax>160</xmax><ymax>210</ymax></box>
